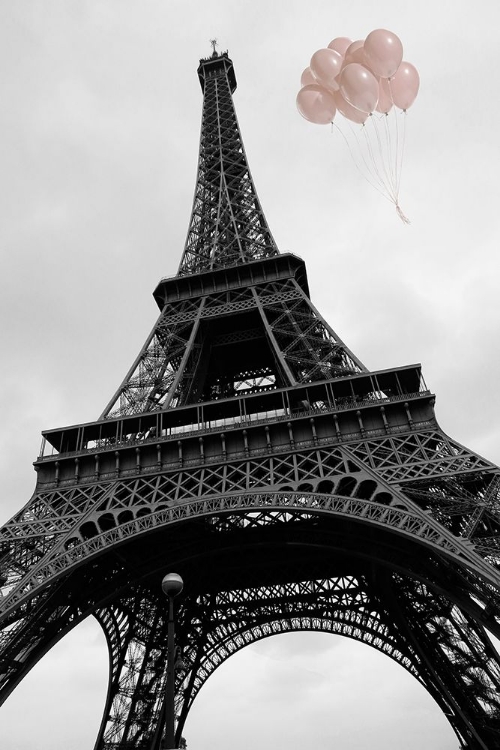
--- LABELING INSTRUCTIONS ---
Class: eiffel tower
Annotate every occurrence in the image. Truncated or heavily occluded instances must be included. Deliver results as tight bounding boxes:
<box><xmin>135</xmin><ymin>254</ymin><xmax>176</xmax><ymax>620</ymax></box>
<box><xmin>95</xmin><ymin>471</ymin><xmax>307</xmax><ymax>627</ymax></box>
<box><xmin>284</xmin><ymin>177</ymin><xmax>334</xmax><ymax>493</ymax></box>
<box><xmin>1</xmin><ymin>48</ymin><xmax>500</xmax><ymax>750</ymax></box>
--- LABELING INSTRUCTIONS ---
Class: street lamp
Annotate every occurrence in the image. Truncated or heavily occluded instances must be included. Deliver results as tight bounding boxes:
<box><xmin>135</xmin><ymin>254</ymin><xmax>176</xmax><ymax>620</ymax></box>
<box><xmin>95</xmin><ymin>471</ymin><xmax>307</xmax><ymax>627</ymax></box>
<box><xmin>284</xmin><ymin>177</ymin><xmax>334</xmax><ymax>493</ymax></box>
<box><xmin>161</xmin><ymin>572</ymin><xmax>184</xmax><ymax>750</ymax></box>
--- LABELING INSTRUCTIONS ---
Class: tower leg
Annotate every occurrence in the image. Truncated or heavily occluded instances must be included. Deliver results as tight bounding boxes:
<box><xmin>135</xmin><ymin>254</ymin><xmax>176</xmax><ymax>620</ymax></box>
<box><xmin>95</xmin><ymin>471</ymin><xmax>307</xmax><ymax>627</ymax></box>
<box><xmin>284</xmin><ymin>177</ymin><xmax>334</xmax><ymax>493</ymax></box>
<box><xmin>386</xmin><ymin>574</ymin><xmax>500</xmax><ymax>748</ymax></box>
<box><xmin>94</xmin><ymin>592</ymin><xmax>170</xmax><ymax>750</ymax></box>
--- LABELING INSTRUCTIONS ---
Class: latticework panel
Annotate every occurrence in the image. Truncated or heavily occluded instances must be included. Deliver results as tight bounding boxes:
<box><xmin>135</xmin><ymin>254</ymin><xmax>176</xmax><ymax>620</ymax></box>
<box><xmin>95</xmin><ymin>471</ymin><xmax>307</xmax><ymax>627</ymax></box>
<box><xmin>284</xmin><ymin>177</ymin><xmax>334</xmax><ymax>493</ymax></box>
<box><xmin>402</xmin><ymin>474</ymin><xmax>500</xmax><ymax>566</ymax></box>
<box><xmin>94</xmin><ymin>595</ymin><xmax>168</xmax><ymax>750</ymax></box>
<box><xmin>0</xmin><ymin>482</ymin><xmax>119</xmax><ymax>610</ymax></box>
<box><xmin>100</xmin><ymin>297</ymin><xmax>205</xmax><ymax>419</ymax></box>
<box><xmin>100</xmin><ymin>274</ymin><xmax>365</xmax><ymax>418</ymax></box>
<box><xmin>345</xmin><ymin>430</ymin><xmax>493</xmax><ymax>483</ymax></box>
<box><xmin>255</xmin><ymin>282</ymin><xmax>363</xmax><ymax>382</ymax></box>
<box><xmin>0</xmin><ymin>554</ymin><xmax>127</xmax><ymax>705</ymax></box>
<box><xmin>178</xmin><ymin>54</ymin><xmax>278</xmax><ymax>276</ymax></box>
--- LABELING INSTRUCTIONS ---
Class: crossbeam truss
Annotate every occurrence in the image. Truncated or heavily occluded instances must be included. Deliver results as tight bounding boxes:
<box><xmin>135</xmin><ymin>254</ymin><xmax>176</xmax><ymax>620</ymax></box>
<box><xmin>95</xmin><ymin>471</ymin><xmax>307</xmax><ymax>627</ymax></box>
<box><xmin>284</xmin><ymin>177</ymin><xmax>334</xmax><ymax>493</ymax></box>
<box><xmin>1</xmin><ymin>49</ymin><xmax>500</xmax><ymax>750</ymax></box>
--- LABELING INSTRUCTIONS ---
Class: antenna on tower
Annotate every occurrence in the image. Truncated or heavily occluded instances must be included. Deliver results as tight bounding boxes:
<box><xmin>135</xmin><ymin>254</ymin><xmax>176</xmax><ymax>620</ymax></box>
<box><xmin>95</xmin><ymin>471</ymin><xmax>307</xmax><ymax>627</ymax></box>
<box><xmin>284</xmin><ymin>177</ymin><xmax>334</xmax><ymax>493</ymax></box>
<box><xmin>210</xmin><ymin>38</ymin><xmax>218</xmax><ymax>57</ymax></box>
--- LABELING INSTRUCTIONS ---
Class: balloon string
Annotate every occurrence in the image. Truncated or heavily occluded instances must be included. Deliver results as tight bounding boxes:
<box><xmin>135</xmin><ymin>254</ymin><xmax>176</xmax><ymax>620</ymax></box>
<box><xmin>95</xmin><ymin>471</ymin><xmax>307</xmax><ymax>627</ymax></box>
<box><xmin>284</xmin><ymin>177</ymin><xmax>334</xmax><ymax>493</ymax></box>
<box><xmin>357</xmin><ymin>120</ymin><xmax>395</xmax><ymax>200</ymax></box>
<box><xmin>370</xmin><ymin>114</ymin><xmax>398</xmax><ymax>202</ymax></box>
<box><xmin>388</xmin><ymin>81</ymin><xmax>405</xmax><ymax>201</ymax></box>
<box><xmin>354</xmin><ymin>121</ymin><xmax>397</xmax><ymax>204</ymax></box>
<box><xmin>397</xmin><ymin>110</ymin><xmax>407</xmax><ymax>196</ymax></box>
<box><xmin>331</xmin><ymin>121</ymin><xmax>395</xmax><ymax>203</ymax></box>
<box><xmin>342</xmin><ymin>120</ymin><xmax>380</xmax><ymax>187</ymax></box>
<box><xmin>362</xmin><ymin>121</ymin><xmax>386</xmax><ymax>189</ymax></box>
<box><xmin>388</xmin><ymin>109</ymin><xmax>400</xmax><ymax>197</ymax></box>
<box><xmin>365</xmin><ymin>98</ymin><xmax>410</xmax><ymax>223</ymax></box>
<box><xmin>332</xmin><ymin>115</ymin><xmax>410</xmax><ymax>225</ymax></box>
<box><xmin>362</xmin><ymin>119</ymin><xmax>397</xmax><ymax>204</ymax></box>
<box><xmin>389</xmin><ymin>108</ymin><xmax>399</xmax><ymax>198</ymax></box>
<box><xmin>382</xmin><ymin>112</ymin><xmax>397</xmax><ymax>196</ymax></box>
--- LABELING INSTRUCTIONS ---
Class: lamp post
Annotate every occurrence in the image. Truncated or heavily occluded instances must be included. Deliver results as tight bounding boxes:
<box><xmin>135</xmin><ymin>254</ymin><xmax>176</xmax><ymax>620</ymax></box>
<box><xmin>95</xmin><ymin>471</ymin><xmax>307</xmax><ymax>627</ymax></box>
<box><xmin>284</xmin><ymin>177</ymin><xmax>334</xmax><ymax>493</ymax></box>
<box><xmin>161</xmin><ymin>572</ymin><xmax>184</xmax><ymax>750</ymax></box>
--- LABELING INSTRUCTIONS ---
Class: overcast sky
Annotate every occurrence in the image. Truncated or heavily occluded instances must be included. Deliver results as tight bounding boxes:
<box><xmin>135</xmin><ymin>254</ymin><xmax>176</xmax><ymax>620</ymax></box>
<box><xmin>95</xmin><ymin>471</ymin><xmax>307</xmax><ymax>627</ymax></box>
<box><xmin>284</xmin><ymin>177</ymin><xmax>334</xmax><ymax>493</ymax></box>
<box><xmin>1</xmin><ymin>1</ymin><xmax>499</xmax><ymax>749</ymax></box>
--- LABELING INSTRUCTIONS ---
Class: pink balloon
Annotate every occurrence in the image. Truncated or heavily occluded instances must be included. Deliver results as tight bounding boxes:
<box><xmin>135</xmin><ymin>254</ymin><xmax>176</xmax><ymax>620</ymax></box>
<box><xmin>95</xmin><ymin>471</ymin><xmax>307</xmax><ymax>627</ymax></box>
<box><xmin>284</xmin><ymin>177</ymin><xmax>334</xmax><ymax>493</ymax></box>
<box><xmin>389</xmin><ymin>61</ymin><xmax>420</xmax><ymax>110</ymax></box>
<box><xmin>348</xmin><ymin>47</ymin><xmax>368</xmax><ymax>67</ymax></box>
<box><xmin>334</xmin><ymin>90</ymin><xmax>368</xmax><ymax>124</ymax></box>
<box><xmin>300</xmin><ymin>67</ymin><xmax>316</xmax><ymax>87</ymax></box>
<box><xmin>344</xmin><ymin>42</ymin><xmax>379</xmax><ymax>77</ymax></box>
<box><xmin>327</xmin><ymin>37</ymin><xmax>352</xmax><ymax>57</ymax></box>
<box><xmin>310</xmin><ymin>48</ymin><xmax>343</xmax><ymax>91</ymax></box>
<box><xmin>343</xmin><ymin>39</ymin><xmax>364</xmax><ymax>64</ymax></box>
<box><xmin>364</xmin><ymin>29</ymin><xmax>403</xmax><ymax>78</ymax></box>
<box><xmin>296</xmin><ymin>84</ymin><xmax>337</xmax><ymax>124</ymax></box>
<box><xmin>375</xmin><ymin>77</ymin><xmax>393</xmax><ymax>114</ymax></box>
<box><xmin>339</xmin><ymin>63</ymin><xmax>379</xmax><ymax>114</ymax></box>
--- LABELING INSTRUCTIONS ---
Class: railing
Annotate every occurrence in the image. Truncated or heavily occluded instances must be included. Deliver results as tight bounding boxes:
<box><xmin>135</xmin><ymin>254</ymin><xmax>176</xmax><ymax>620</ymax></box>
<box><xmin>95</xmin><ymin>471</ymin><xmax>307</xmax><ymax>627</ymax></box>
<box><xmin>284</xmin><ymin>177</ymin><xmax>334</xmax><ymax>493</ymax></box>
<box><xmin>35</xmin><ymin>419</ymin><xmax>436</xmax><ymax>489</ymax></box>
<box><xmin>38</xmin><ymin>390</ymin><xmax>431</xmax><ymax>462</ymax></box>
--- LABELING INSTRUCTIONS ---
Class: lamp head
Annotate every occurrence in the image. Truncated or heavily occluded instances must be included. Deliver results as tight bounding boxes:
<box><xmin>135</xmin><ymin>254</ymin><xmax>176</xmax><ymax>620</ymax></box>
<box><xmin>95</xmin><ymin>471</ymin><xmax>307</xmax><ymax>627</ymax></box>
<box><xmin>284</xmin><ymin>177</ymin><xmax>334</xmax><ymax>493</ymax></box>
<box><xmin>161</xmin><ymin>572</ymin><xmax>184</xmax><ymax>598</ymax></box>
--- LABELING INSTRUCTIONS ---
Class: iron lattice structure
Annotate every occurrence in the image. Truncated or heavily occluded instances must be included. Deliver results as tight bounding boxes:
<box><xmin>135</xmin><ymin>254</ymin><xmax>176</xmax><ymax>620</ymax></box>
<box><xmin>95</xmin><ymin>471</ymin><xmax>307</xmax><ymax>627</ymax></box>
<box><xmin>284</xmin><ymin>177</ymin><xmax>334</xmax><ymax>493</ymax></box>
<box><xmin>1</xmin><ymin>50</ymin><xmax>500</xmax><ymax>749</ymax></box>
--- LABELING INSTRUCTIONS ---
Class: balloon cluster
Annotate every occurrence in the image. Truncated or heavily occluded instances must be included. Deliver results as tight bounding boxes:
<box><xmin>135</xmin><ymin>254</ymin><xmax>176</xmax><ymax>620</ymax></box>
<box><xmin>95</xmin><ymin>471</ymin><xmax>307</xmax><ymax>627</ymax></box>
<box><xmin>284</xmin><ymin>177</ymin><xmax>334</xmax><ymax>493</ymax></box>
<box><xmin>297</xmin><ymin>29</ymin><xmax>419</xmax><ymax>126</ymax></box>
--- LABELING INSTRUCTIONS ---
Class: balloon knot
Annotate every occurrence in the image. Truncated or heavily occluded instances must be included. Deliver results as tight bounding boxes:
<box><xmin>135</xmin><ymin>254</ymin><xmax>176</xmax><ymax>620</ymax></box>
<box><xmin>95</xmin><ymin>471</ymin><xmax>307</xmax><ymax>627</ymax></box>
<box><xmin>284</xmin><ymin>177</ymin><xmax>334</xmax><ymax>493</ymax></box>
<box><xmin>395</xmin><ymin>204</ymin><xmax>410</xmax><ymax>224</ymax></box>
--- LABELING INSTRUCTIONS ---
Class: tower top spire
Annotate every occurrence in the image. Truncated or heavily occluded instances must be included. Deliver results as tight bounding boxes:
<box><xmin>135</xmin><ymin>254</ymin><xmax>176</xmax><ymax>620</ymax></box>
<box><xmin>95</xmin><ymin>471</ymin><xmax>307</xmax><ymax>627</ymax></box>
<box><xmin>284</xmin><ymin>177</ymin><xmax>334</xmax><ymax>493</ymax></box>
<box><xmin>178</xmin><ymin>51</ymin><xmax>279</xmax><ymax>276</ymax></box>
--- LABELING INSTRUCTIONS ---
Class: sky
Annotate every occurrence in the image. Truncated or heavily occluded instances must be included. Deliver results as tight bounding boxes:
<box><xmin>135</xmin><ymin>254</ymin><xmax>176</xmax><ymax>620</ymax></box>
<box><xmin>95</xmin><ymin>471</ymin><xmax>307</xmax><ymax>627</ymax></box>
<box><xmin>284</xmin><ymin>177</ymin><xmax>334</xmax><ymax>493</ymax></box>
<box><xmin>1</xmin><ymin>1</ymin><xmax>499</xmax><ymax>748</ymax></box>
